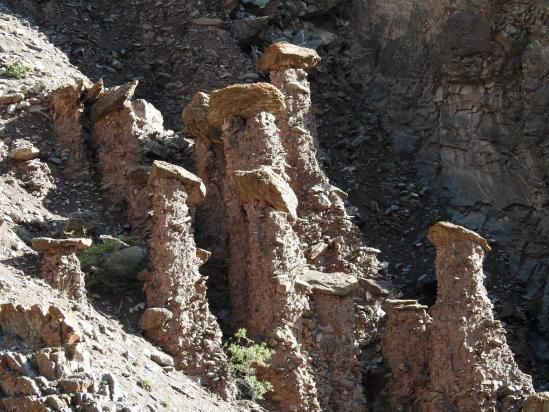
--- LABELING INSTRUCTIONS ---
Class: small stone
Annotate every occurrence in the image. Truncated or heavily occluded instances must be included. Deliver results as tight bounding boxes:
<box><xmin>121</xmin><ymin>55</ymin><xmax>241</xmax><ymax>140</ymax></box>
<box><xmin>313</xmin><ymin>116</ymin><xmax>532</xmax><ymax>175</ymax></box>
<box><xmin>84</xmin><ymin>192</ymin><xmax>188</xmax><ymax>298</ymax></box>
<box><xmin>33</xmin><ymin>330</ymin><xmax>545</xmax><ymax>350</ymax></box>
<box><xmin>192</xmin><ymin>17</ymin><xmax>226</xmax><ymax>28</ymax></box>
<box><xmin>150</xmin><ymin>351</ymin><xmax>174</xmax><ymax>367</ymax></box>
<box><xmin>0</xmin><ymin>93</ymin><xmax>25</xmax><ymax>105</ymax></box>
<box><xmin>9</xmin><ymin>145</ymin><xmax>40</xmax><ymax>161</ymax></box>
<box><xmin>139</xmin><ymin>308</ymin><xmax>173</xmax><ymax>331</ymax></box>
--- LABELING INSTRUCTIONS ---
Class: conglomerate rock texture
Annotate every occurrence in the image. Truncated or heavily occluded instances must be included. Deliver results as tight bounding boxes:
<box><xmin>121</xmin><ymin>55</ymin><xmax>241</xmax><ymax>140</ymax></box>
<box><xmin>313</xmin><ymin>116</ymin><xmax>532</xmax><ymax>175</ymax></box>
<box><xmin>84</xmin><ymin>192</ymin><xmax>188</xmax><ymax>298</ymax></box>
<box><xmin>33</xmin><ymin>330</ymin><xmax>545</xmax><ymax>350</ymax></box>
<box><xmin>142</xmin><ymin>160</ymin><xmax>233</xmax><ymax>398</ymax></box>
<box><xmin>1</xmin><ymin>1</ymin><xmax>547</xmax><ymax>411</ymax></box>
<box><xmin>382</xmin><ymin>222</ymin><xmax>534</xmax><ymax>411</ymax></box>
<box><xmin>183</xmin><ymin>56</ymin><xmax>384</xmax><ymax>411</ymax></box>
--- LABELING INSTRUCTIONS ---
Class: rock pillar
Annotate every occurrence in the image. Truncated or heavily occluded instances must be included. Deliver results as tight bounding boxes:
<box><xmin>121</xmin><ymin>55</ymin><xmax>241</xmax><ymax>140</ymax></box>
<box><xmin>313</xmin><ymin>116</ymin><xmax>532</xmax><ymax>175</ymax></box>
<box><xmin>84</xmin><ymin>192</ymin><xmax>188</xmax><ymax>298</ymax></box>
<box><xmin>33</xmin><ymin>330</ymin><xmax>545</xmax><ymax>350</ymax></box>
<box><xmin>32</xmin><ymin>237</ymin><xmax>92</xmax><ymax>301</ymax></box>
<box><xmin>425</xmin><ymin>221</ymin><xmax>533</xmax><ymax>411</ymax></box>
<box><xmin>381</xmin><ymin>299</ymin><xmax>432</xmax><ymax>411</ymax></box>
<box><xmin>141</xmin><ymin>160</ymin><xmax>233</xmax><ymax>399</ymax></box>
<box><xmin>208</xmin><ymin>83</ymin><xmax>320</xmax><ymax>410</ymax></box>
<box><xmin>259</xmin><ymin>42</ymin><xmax>380</xmax><ymax>279</ymax></box>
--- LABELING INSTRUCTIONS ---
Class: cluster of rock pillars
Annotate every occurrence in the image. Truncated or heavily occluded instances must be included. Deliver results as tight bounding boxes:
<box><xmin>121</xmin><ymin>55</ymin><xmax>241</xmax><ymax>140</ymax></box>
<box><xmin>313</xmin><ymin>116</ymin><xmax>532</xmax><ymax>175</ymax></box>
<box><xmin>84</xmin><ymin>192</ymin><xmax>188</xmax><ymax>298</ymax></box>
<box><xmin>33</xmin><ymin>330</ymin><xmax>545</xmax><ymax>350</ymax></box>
<box><xmin>28</xmin><ymin>43</ymin><xmax>548</xmax><ymax>411</ymax></box>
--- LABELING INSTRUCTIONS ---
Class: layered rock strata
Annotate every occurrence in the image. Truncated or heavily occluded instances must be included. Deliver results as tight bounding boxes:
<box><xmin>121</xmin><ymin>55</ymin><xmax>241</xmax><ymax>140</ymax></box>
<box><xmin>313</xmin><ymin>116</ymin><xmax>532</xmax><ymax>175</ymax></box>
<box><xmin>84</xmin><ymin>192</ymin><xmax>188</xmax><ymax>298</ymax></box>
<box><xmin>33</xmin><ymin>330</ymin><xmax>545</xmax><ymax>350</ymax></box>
<box><xmin>382</xmin><ymin>222</ymin><xmax>534</xmax><ymax>411</ymax></box>
<box><xmin>32</xmin><ymin>237</ymin><xmax>92</xmax><ymax>301</ymax></box>
<box><xmin>141</xmin><ymin>160</ymin><xmax>233</xmax><ymax>398</ymax></box>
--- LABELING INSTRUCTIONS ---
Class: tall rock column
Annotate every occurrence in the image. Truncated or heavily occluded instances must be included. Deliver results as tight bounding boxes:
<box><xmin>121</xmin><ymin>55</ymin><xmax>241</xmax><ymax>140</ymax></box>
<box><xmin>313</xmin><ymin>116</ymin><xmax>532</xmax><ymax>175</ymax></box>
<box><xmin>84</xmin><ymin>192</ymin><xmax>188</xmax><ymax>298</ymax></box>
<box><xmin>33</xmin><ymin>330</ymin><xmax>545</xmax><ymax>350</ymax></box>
<box><xmin>208</xmin><ymin>83</ymin><xmax>321</xmax><ymax>411</ymax></box>
<box><xmin>380</xmin><ymin>299</ymin><xmax>432</xmax><ymax>411</ymax></box>
<box><xmin>260</xmin><ymin>42</ymin><xmax>380</xmax><ymax>280</ymax></box>
<box><xmin>207</xmin><ymin>83</ymin><xmax>289</xmax><ymax>327</ymax></box>
<box><xmin>297</xmin><ymin>270</ymin><xmax>368</xmax><ymax>411</ymax></box>
<box><xmin>182</xmin><ymin>93</ymin><xmax>229</xmax><ymax>311</ymax></box>
<box><xmin>89</xmin><ymin>81</ymin><xmax>168</xmax><ymax>234</ymax></box>
<box><xmin>425</xmin><ymin>221</ymin><xmax>533</xmax><ymax>411</ymax></box>
<box><xmin>141</xmin><ymin>160</ymin><xmax>233</xmax><ymax>399</ymax></box>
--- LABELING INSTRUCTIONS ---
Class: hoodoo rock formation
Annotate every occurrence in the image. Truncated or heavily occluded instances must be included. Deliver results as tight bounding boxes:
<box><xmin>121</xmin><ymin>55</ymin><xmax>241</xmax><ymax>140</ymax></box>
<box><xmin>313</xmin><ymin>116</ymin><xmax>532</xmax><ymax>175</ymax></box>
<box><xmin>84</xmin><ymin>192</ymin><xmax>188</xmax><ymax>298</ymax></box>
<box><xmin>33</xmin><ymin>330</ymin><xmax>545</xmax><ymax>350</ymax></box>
<box><xmin>183</xmin><ymin>49</ymin><xmax>386</xmax><ymax>411</ymax></box>
<box><xmin>1</xmin><ymin>2</ymin><xmax>548</xmax><ymax>411</ymax></box>
<box><xmin>32</xmin><ymin>237</ymin><xmax>92</xmax><ymax>301</ymax></box>
<box><xmin>207</xmin><ymin>83</ymin><xmax>320</xmax><ymax>410</ymax></box>
<box><xmin>382</xmin><ymin>222</ymin><xmax>534</xmax><ymax>411</ymax></box>
<box><xmin>261</xmin><ymin>42</ymin><xmax>380</xmax><ymax>281</ymax></box>
<box><xmin>426</xmin><ymin>222</ymin><xmax>533</xmax><ymax>411</ymax></box>
<box><xmin>141</xmin><ymin>160</ymin><xmax>233</xmax><ymax>399</ymax></box>
<box><xmin>381</xmin><ymin>299</ymin><xmax>432</xmax><ymax>411</ymax></box>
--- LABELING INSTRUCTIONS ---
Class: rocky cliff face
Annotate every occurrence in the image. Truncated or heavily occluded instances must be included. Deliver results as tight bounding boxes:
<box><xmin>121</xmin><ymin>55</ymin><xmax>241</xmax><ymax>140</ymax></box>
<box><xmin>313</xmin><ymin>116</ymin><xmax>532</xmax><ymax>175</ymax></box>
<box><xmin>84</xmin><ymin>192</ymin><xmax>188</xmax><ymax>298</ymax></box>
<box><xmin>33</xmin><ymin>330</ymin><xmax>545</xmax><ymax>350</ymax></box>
<box><xmin>342</xmin><ymin>0</ymin><xmax>549</xmax><ymax>355</ymax></box>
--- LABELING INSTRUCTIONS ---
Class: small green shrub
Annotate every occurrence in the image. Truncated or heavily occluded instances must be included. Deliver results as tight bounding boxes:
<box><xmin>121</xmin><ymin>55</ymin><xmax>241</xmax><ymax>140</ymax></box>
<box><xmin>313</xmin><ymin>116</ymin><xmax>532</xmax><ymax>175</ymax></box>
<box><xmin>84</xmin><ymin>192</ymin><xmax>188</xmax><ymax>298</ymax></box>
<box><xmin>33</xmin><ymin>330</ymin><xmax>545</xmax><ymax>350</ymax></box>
<box><xmin>12</xmin><ymin>224</ymin><xmax>32</xmax><ymax>245</ymax></box>
<box><xmin>4</xmin><ymin>61</ymin><xmax>33</xmax><ymax>79</ymax></box>
<box><xmin>161</xmin><ymin>397</ymin><xmax>173</xmax><ymax>409</ymax></box>
<box><xmin>77</xmin><ymin>241</ymin><xmax>117</xmax><ymax>268</ymax></box>
<box><xmin>226</xmin><ymin>328</ymin><xmax>274</xmax><ymax>401</ymax></box>
<box><xmin>137</xmin><ymin>378</ymin><xmax>152</xmax><ymax>392</ymax></box>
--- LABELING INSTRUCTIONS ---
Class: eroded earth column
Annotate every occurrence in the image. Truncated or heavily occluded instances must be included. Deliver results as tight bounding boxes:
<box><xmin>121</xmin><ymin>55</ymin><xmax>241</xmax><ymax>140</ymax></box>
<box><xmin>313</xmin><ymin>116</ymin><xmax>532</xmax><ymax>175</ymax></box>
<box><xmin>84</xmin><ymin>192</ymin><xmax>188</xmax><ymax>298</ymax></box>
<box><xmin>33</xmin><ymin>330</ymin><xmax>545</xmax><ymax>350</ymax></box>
<box><xmin>425</xmin><ymin>222</ymin><xmax>533</xmax><ymax>411</ymax></box>
<box><xmin>141</xmin><ymin>160</ymin><xmax>233</xmax><ymax>399</ymax></box>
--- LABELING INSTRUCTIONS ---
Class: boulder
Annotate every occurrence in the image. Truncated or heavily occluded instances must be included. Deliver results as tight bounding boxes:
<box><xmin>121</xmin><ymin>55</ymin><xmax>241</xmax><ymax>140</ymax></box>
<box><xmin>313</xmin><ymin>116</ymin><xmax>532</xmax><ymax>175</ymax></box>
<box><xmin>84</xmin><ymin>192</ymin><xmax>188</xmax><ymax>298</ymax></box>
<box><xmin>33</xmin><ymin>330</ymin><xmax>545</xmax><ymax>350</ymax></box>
<box><xmin>9</xmin><ymin>145</ymin><xmax>40</xmax><ymax>161</ymax></box>
<box><xmin>132</xmin><ymin>99</ymin><xmax>164</xmax><ymax>134</ymax></box>
<box><xmin>428</xmin><ymin>221</ymin><xmax>491</xmax><ymax>252</ymax></box>
<box><xmin>104</xmin><ymin>246</ymin><xmax>148</xmax><ymax>280</ymax></box>
<box><xmin>90</xmin><ymin>81</ymin><xmax>138</xmax><ymax>122</ymax></box>
<box><xmin>259</xmin><ymin>42</ymin><xmax>321</xmax><ymax>72</ymax></box>
<box><xmin>233</xmin><ymin>166</ymin><xmax>298</xmax><ymax>218</ymax></box>
<box><xmin>208</xmin><ymin>83</ymin><xmax>285</xmax><ymax>127</ymax></box>
<box><xmin>150</xmin><ymin>161</ymin><xmax>206</xmax><ymax>206</ymax></box>
<box><xmin>297</xmin><ymin>270</ymin><xmax>359</xmax><ymax>296</ymax></box>
<box><xmin>359</xmin><ymin>278</ymin><xmax>391</xmax><ymax>297</ymax></box>
<box><xmin>139</xmin><ymin>308</ymin><xmax>173</xmax><ymax>331</ymax></box>
<box><xmin>32</xmin><ymin>237</ymin><xmax>92</xmax><ymax>252</ymax></box>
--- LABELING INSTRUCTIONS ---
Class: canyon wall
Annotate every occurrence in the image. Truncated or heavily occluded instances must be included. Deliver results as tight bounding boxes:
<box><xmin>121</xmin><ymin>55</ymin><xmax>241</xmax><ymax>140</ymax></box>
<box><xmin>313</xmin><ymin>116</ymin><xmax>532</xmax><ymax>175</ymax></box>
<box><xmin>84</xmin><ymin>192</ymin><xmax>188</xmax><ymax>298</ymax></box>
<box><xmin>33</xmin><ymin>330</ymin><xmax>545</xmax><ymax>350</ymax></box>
<box><xmin>343</xmin><ymin>0</ymin><xmax>549</xmax><ymax>347</ymax></box>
